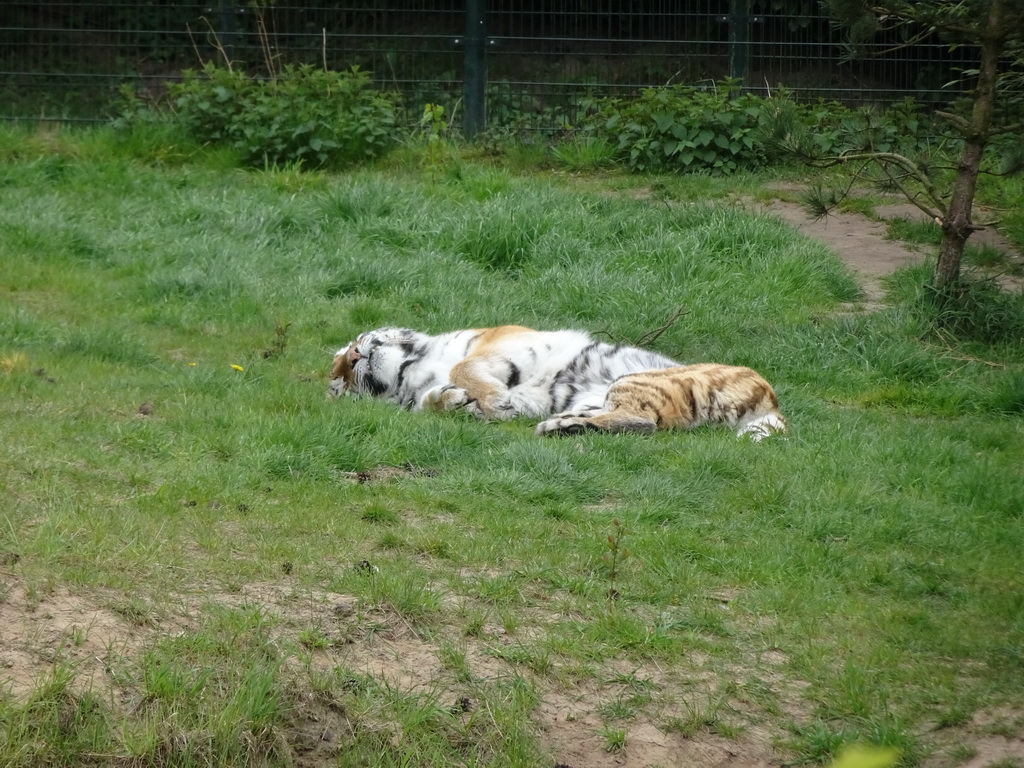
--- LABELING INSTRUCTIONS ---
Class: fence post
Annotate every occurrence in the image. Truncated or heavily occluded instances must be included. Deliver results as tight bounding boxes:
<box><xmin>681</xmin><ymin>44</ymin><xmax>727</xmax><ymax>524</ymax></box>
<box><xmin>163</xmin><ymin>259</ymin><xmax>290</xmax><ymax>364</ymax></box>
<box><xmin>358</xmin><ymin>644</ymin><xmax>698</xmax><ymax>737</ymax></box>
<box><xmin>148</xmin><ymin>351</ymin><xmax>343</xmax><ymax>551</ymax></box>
<box><xmin>218</xmin><ymin>0</ymin><xmax>237</xmax><ymax>64</ymax></box>
<box><xmin>728</xmin><ymin>0</ymin><xmax>749</xmax><ymax>87</ymax></box>
<box><xmin>463</xmin><ymin>0</ymin><xmax>486</xmax><ymax>138</ymax></box>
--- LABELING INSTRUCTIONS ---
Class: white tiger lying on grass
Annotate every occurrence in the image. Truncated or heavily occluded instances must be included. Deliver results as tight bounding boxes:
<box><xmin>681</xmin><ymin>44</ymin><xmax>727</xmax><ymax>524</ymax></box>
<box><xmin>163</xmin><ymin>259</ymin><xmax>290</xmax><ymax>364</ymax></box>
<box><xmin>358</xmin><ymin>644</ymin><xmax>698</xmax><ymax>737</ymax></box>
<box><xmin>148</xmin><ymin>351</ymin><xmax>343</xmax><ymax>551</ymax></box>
<box><xmin>327</xmin><ymin>325</ymin><xmax>785</xmax><ymax>440</ymax></box>
<box><xmin>327</xmin><ymin>325</ymin><xmax>680</xmax><ymax>419</ymax></box>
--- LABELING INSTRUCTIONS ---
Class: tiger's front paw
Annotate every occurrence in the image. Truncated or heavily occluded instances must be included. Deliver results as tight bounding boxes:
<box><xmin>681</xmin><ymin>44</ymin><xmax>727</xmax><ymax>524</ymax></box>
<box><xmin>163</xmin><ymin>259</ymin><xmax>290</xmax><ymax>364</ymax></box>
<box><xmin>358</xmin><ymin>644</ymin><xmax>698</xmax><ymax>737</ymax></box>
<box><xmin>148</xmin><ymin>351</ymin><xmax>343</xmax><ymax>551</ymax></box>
<box><xmin>421</xmin><ymin>385</ymin><xmax>473</xmax><ymax>412</ymax></box>
<box><xmin>535</xmin><ymin>416</ymin><xmax>589</xmax><ymax>436</ymax></box>
<box><xmin>456</xmin><ymin>395</ymin><xmax>517</xmax><ymax>421</ymax></box>
<box><xmin>549</xmin><ymin>405</ymin><xmax>600</xmax><ymax>420</ymax></box>
<box><xmin>477</xmin><ymin>390</ymin><xmax>549</xmax><ymax>421</ymax></box>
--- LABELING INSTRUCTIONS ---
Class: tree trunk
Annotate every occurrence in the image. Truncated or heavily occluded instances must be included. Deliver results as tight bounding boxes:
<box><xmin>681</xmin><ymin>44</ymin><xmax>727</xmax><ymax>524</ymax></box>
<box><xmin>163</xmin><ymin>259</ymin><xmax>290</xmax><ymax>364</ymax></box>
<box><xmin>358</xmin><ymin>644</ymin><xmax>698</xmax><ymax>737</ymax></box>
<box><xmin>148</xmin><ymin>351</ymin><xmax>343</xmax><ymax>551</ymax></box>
<box><xmin>935</xmin><ymin>140</ymin><xmax>984</xmax><ymax>291</ymax></box>
<box><xmin>932</xmin><ymin>0</ymin><xmax>1005</xmax><ymax>292</ymax></box>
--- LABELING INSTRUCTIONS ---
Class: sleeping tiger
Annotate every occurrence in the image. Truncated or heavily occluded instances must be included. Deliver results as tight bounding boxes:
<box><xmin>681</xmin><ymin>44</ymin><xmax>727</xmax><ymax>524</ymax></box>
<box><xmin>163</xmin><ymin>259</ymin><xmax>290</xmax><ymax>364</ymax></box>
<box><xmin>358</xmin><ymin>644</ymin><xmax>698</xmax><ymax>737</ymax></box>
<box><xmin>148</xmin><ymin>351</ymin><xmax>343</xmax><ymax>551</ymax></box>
<box><xmin>327</xmin><ymin>325</ymin><xmax>786</xmax><ymax>441</ymax></box>
<box><xmin>326</xmin><ymin>325</ymin><xmax>681</xmax><ymax>420</ymax></box>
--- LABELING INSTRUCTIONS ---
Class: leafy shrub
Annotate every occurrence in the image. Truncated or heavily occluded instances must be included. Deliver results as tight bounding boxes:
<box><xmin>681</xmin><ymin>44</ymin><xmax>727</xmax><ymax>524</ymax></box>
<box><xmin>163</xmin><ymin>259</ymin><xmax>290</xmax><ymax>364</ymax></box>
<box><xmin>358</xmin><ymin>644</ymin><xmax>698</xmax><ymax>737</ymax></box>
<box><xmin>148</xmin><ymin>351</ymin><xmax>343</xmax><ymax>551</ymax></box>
<box><xmin>584</xmin><ymin>82</ymin><xmax>945</xmax><ymax>174</ymax></box>
<box><xmin>485</xmin><ymin>82</ymin><xmax>597</xmax><ymax>139</ymax></box>
<box><xmin>582</xmin><ymin>82</ymin><xmax>768</xmax><ymax>174</ymax></box>
<box><xmin>858</xmin><ymin>96</ymin><xmax>947</xmax><ymax>155</ymax></box>
<box><xmin>170</xmin><ymin>63</ymin><xmax>400</xmax><ymax>169</ymax></box>
<box><xmin>760</xmin><ymin>94</ymin><xmax>957</xmax><ymax>167</ymax></box>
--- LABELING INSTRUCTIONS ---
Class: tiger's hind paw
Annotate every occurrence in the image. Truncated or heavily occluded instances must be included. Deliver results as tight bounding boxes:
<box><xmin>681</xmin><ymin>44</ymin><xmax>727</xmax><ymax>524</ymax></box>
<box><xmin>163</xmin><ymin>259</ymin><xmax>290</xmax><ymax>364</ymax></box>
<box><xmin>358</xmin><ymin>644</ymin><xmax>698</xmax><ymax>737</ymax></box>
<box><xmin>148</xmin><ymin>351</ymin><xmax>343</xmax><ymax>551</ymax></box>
<box><xmin>736</xmin><ymin>413</ymin><xmax>787</xmax><ymax>442</ymax></box>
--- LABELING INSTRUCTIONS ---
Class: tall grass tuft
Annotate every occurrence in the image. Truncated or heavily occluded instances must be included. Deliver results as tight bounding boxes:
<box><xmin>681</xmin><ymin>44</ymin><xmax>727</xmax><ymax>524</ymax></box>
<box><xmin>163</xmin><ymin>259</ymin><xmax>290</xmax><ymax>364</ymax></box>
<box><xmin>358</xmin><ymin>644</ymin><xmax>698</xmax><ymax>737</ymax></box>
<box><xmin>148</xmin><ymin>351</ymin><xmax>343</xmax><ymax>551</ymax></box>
<box><xmin>0</xmin><ymin>664</ymin><xmax>112</xmax><ymax>766</ymax></box>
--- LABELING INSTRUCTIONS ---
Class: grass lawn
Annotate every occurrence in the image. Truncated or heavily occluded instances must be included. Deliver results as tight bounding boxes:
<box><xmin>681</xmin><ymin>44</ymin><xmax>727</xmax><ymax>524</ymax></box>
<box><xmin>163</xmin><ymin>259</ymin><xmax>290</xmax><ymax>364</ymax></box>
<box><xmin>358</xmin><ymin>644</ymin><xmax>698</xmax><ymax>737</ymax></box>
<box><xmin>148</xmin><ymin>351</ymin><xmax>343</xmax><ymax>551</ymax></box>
<box><xmin>1</xmin><ymin>124</ymin><xmax>1022</xmax><ymax>767</ymax></box>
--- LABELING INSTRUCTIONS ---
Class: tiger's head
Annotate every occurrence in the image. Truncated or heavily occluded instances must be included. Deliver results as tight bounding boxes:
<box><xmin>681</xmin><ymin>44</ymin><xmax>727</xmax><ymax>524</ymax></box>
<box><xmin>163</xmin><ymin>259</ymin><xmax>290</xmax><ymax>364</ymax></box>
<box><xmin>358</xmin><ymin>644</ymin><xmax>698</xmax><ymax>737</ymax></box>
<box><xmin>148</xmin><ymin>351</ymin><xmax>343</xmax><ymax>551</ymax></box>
<box><xmin>326</xmin><ymin>327</ymin><xmax>422</xmax><ymax>400</ymax></box>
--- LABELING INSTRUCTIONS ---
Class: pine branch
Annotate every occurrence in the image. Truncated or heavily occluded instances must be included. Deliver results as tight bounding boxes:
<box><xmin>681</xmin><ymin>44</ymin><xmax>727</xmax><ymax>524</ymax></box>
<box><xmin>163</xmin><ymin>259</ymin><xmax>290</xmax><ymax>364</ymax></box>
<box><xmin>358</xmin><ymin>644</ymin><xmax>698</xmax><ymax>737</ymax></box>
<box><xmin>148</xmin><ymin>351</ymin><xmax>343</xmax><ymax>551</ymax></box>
<box><xmin>990</xmin><ymin>120</ymin><xmax>1024</xmax><ymax>136</ymax></box>
<box><xmin>935</xmin><ymin>111</ymin><xmax>971</xmax><ymax>134</ymax></box>
<box><xmin>827</xmin><ymin>151</ymin><xmax>948</xmax><ymax>216</ymax></box>
<box><xmin>800</xmin><ymin>170</ymin><xmax>862</xmax><ymax>220</ymax></box>
<box><xmin>877</xmin><ymin>161</ymin><xmax>946</xmax><ymax>221</ymax></box>
<box><xmin>801</xmin><ymin>184</ymin><xmax>839</xmax><ymax>220</ymax></box>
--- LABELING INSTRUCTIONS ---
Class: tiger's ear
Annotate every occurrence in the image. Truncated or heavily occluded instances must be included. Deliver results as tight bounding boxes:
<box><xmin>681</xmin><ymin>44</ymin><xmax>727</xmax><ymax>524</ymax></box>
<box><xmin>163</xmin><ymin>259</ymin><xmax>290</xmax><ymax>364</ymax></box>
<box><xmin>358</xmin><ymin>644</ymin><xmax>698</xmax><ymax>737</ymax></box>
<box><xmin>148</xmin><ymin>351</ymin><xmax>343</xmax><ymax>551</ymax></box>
<box><xmin>330</xmin><ymin>346</ymin><xmax>353</xmax><ymax>380</ymax></box>
<box><xmin>327</xmin><ymin>344</ymin><xmax>356</xmax><ymax>399</ymax></box>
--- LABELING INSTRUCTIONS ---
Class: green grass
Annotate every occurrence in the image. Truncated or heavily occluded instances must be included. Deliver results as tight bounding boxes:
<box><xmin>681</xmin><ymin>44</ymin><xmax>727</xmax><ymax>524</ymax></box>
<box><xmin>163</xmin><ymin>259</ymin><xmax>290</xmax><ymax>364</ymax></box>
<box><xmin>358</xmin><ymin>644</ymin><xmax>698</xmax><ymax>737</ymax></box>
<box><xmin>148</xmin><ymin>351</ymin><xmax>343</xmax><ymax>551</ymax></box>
<box><xmin>885</xmin><ymin>217</ymin><xmax>943</xmax><ymax>247</ymax></box>
<box><xmin>977</xmin><ymin>169</ymin><xmax>1024</xmax><ymax>254</ymax></box>
<box><xmin>550</xmin><ymin>136</ymin><xmax>619</xmax><ymax>172</ymax></box>
<box><xmin>1</xmin><ymin>123</ymin><xmax>1023</xmax><ymax>767</ymax></box>
<box><xmin>884</xmin><ymin>215</ymin><xmax>1021</xmax><ymax>276</ymax></box>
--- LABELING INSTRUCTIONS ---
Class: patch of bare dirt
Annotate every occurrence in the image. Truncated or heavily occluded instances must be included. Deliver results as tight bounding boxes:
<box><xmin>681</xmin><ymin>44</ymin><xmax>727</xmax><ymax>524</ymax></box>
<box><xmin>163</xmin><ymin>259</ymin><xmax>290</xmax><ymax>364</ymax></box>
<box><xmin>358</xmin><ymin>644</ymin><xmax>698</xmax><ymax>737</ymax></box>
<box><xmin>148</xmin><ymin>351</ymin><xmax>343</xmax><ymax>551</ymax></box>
<box><xmin>3</xmin><ymin>578</ymin><xmax>1024</xmax><ymax>767</ymax></box>
<box><xmin>926</xmin><ymin>708</ymin><xmax>1024</xmax><ymax>768</ymax></box>
<box><xmin>337</xmin><ymin>463</ymin><xmax>437</xmax><ymax>485</ymax></box>
<box><xmin>0</xmin><ymin>583</ymin><xmax>161</xmax><ymax>704</ymax></box>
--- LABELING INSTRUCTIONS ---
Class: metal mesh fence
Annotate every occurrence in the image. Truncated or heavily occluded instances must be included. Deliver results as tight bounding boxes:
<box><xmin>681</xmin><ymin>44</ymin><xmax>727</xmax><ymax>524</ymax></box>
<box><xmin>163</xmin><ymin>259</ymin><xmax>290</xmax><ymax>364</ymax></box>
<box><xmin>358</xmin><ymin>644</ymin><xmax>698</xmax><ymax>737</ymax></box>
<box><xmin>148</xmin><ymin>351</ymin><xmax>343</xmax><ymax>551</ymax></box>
<box><xmin>1</xmin><ymin>1</ymin><xmax>982</xmax><ymax>128</ymax></box>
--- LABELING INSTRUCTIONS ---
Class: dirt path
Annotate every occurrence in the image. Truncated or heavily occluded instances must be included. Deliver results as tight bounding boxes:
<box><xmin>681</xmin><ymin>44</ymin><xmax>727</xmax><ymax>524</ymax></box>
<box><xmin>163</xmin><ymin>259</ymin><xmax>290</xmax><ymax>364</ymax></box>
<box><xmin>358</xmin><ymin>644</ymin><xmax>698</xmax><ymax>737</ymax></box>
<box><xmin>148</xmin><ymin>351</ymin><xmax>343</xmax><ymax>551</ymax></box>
<box><xmin>748</xmin><ymin>192</ymin><xmax>1022</xmax><ymax>302</ymax></box>
<box><xmin>754</xmin><ymin>199</ymin><xmax>925</xmax><ymax>303</ymax></box>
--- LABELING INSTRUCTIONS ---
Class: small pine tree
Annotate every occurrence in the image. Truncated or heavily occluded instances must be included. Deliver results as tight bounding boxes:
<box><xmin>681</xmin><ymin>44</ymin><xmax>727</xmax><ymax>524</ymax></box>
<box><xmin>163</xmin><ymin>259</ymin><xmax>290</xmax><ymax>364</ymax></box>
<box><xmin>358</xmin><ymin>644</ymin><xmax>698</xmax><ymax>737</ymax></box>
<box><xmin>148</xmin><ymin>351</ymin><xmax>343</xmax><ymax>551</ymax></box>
<box><xmin>779</xmin><ymin>0</ymin><xmax>1024</xmax><ymax>296</ymax></box>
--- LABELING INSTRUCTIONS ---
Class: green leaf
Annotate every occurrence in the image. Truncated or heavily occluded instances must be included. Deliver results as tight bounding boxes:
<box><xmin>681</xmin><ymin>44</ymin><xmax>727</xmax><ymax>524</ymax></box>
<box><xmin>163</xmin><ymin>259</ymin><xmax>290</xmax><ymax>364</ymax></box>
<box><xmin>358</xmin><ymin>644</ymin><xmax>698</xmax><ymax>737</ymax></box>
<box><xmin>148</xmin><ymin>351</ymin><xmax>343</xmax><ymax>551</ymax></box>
<box><xmin>652</xmin><ymin>112</ymin><xmax>676</xmax><ymax>133</ymax></box>
<box><xmin>673</xmin><ymin>121</ymin><xmax>695</xmax><ymax>140</ymax></box>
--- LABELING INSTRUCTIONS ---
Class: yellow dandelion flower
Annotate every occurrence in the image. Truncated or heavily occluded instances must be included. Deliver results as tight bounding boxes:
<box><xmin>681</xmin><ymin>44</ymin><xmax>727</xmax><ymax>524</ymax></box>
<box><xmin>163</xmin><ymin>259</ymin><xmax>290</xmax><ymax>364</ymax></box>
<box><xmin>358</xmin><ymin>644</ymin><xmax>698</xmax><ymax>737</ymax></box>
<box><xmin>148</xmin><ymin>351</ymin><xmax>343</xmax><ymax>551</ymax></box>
<box><xmin>830</xmin><ymin>746</ymin><xmax>899</xmax><ymax>768</ymax></box>
<box><xmin>231</xmin><ymin>364</ymin><xmax>244</xmax><ymax>371</ymax></box>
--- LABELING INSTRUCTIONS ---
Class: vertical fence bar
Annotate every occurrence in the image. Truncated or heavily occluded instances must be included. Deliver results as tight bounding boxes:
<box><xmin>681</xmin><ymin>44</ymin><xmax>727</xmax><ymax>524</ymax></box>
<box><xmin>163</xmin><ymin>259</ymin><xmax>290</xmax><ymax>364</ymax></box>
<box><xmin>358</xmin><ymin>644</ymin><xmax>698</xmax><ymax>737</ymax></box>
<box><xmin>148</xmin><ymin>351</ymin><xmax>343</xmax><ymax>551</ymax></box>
<box><xmin>219</xmin><ymin>0</ymin><xmax>237</xmax><ymax>63</ymax></box>
<box><xmin>729</xmin><ymin>0</ymin><xmax>749</xmax><ymax>87</ymax></box>
<box><xmin>463</xmin><ymin>0</ymin><xmax>486</xmax><ymax>138</ymax></box>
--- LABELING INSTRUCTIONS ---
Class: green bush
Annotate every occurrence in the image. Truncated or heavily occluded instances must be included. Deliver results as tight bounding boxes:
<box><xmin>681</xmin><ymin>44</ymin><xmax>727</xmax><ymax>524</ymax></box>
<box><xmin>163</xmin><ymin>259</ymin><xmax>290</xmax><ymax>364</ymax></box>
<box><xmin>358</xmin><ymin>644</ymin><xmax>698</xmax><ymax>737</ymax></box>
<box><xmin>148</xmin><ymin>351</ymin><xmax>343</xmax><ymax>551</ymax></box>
<box><xmin>584</xmin><ymin>83</ymin><xmax>955</xmax><ymax>176</ymax></box>
<box><xmin>760</xmin><ymin>94</ymin><xmax>958</xmax><ymax>167</ymax></box>
<box><xmin>170</xmin><ymin>63</ymin><xmax>400</xmax><ymax>169</ymax></box>
<box><xmin>583</xmin><ymin>82</ymin><xmax>767</xmax><ymax>174</ymax></box>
